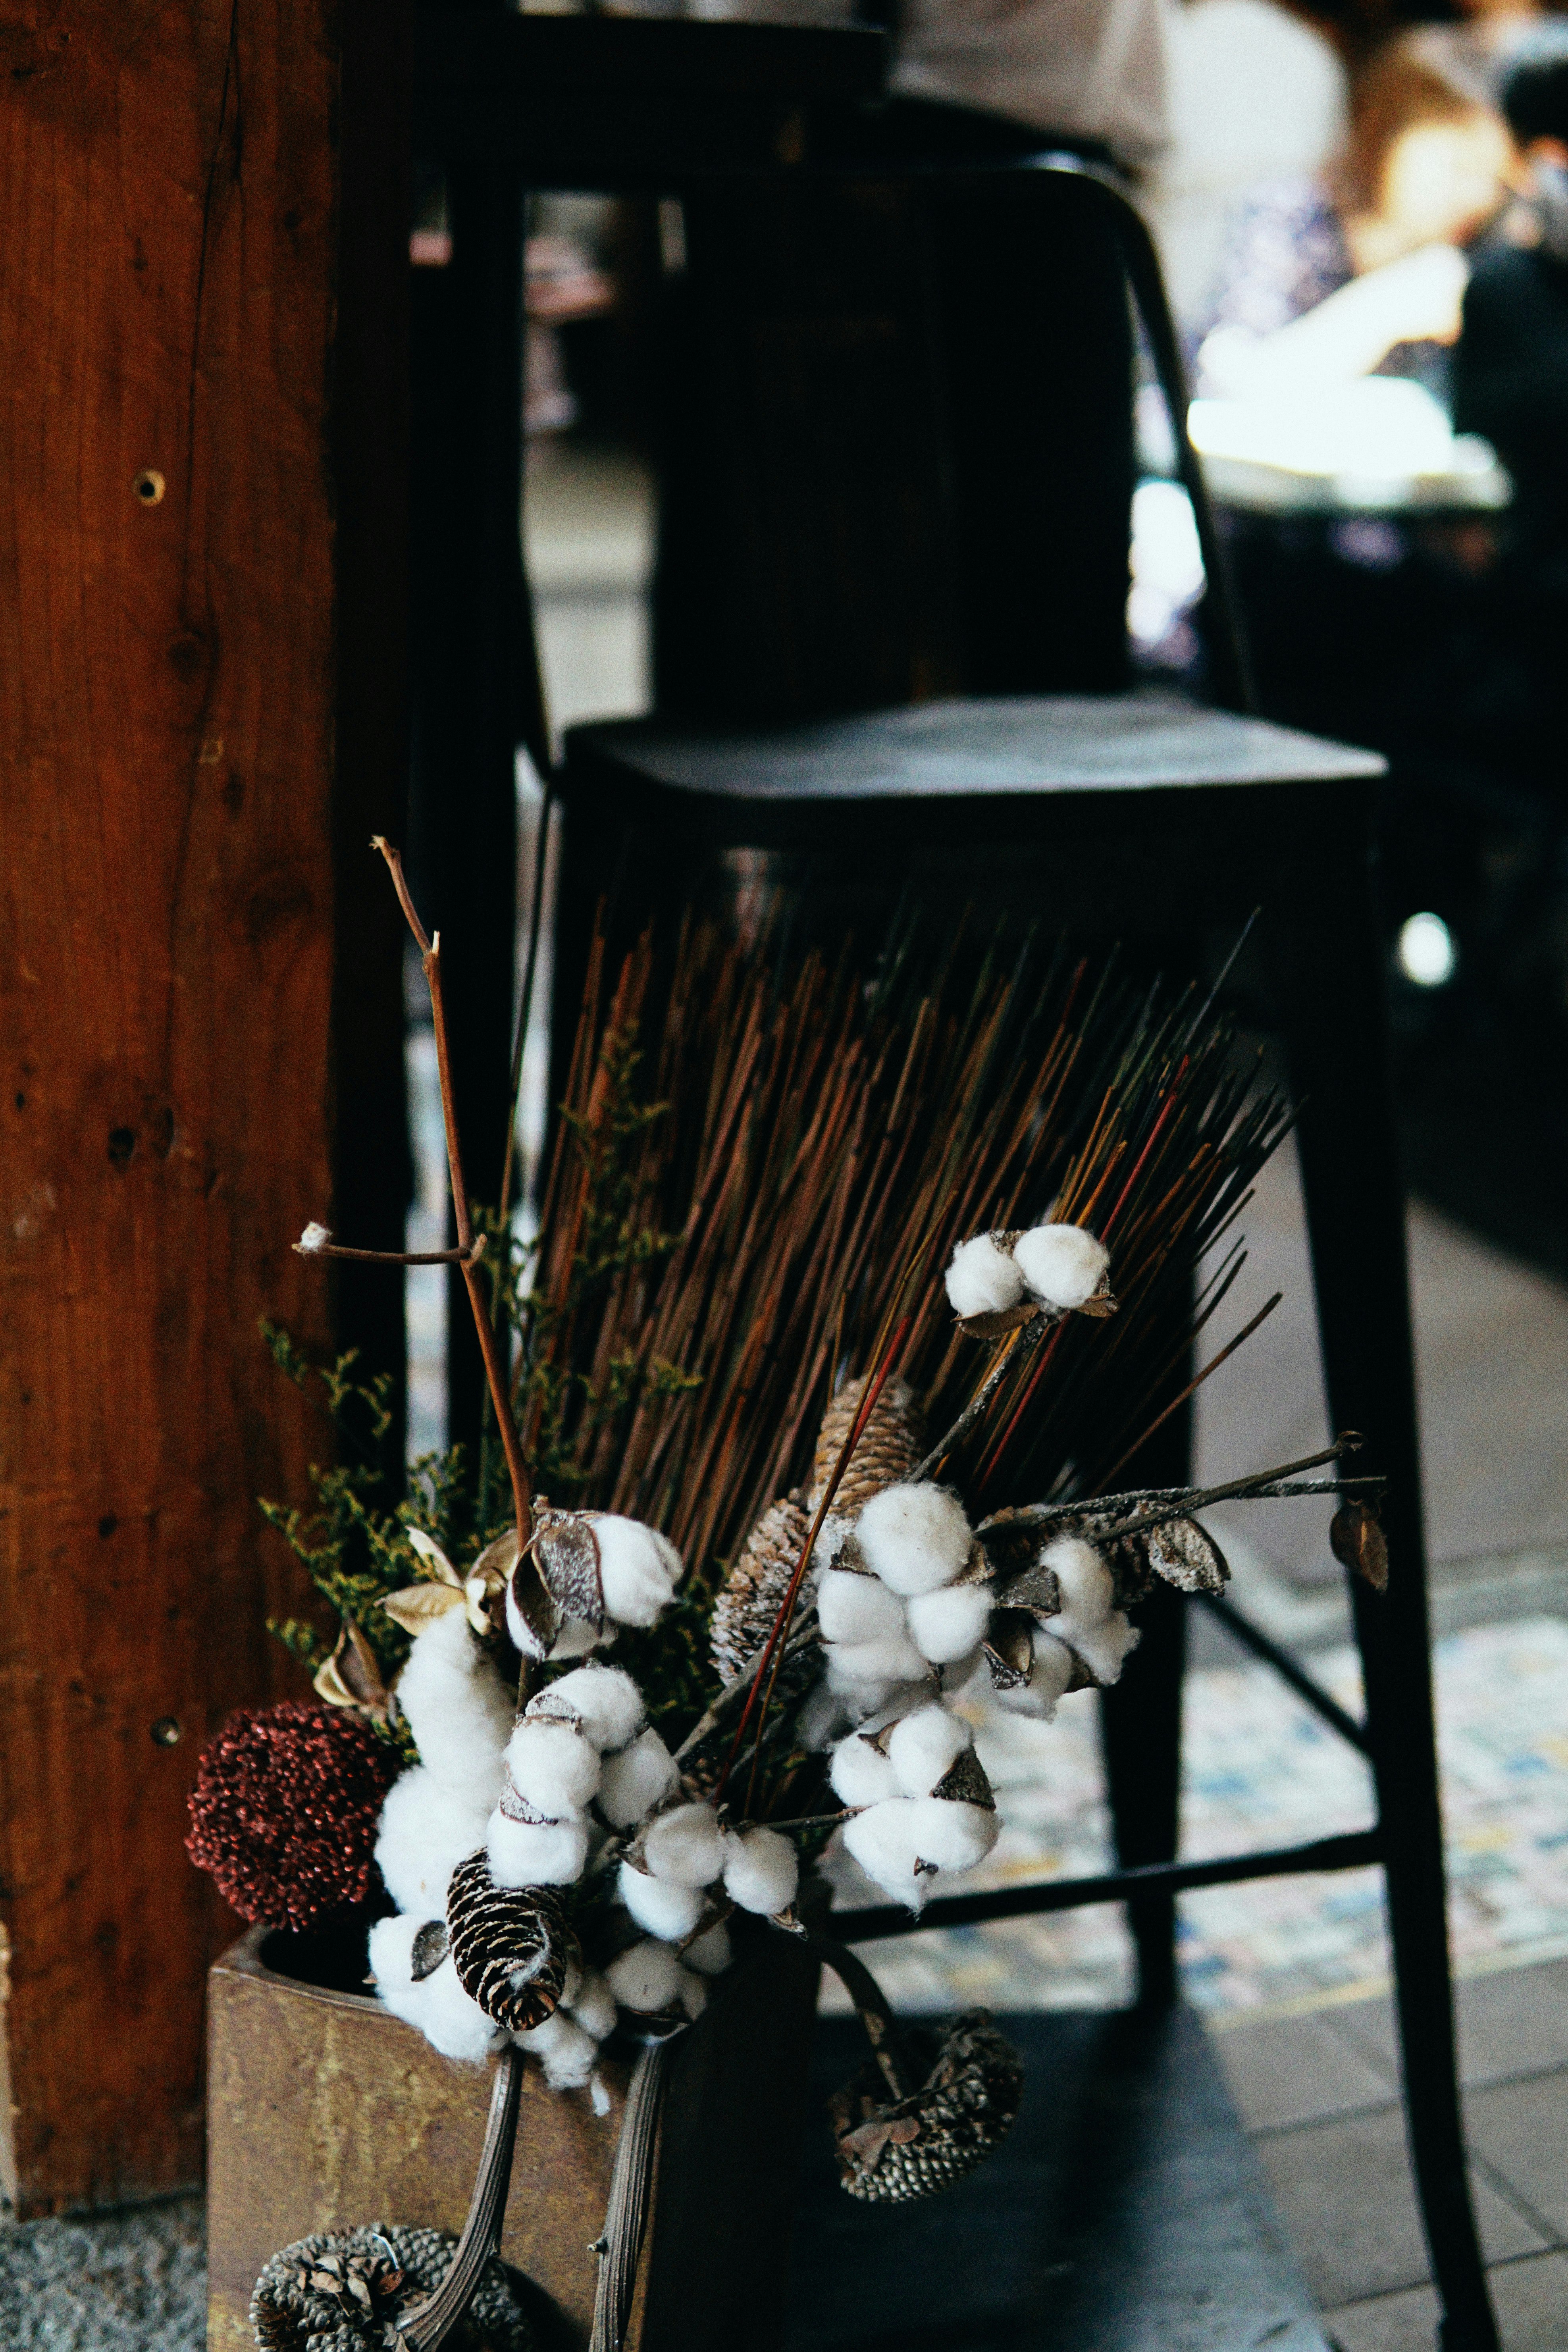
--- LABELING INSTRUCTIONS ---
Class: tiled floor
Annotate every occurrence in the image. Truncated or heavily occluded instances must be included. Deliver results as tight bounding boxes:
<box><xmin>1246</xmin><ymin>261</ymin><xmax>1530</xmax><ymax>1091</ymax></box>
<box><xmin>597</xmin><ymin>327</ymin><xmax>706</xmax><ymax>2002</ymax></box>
<box><xmin>1210</xmin><ymin>1961</ymin><xmax>1568</xmax><ymax>2346</ymax></box>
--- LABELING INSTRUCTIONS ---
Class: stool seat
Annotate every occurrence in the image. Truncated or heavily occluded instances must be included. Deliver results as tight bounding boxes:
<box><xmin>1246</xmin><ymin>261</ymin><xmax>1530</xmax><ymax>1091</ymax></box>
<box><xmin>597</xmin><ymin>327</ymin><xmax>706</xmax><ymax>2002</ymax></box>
<box><xmin>568</xmin><ymin>691</ymin><xmax>1384</xmax><ymax>814</ymax></box>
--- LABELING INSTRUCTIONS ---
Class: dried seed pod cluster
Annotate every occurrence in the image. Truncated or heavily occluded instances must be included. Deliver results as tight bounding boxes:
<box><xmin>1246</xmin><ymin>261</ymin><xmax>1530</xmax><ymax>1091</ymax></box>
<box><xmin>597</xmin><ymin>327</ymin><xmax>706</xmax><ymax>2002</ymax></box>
<box><xmin>829</xmin><ymin>2011</ymin><xmax>1025</xmax><ymax>2204</ymax></box>
<box><xmin>249</xmin><ymin>2223</ymin><xmax>532</xmax><ymax>2352</ymax></box>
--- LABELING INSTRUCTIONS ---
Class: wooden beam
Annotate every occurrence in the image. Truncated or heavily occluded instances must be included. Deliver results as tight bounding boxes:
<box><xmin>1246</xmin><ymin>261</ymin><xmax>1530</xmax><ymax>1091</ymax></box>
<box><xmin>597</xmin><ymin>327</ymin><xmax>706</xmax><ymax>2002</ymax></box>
<box><xmin>0</xmin><ymin>0</ymin><xmax>406</xmax><ymax>2213</ymax></box>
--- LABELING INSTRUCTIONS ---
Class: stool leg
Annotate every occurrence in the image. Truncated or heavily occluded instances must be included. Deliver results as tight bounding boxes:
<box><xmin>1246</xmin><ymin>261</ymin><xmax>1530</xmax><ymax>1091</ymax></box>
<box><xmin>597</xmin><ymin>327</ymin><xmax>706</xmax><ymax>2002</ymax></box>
<box><xmin>1274</xmin><ymin>864</ymin><xmax>1499</xmax><ymax>2352</ymax></box>
<box><xmin>1099</xmin><ymin>1403</ymin><xmax>1191</xmax><ymax>2012</ymax></box>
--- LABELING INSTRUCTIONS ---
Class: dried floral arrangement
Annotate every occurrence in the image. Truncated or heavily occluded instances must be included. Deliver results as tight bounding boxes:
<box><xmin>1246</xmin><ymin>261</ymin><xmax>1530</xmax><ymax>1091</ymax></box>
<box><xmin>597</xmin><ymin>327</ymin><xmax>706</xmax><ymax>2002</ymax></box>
<box><xmin>189</xmin><ymin>844</ymin><xmax>1386</xmax><ymax>2352</ymax></box>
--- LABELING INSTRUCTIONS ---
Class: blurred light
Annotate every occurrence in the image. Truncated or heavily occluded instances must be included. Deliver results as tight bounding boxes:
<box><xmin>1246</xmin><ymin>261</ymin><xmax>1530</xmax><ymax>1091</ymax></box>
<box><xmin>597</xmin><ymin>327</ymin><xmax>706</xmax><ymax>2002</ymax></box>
<box><xmin>1398</xmin><ymin>912</ymin><xmax>1457</xmax><ymax>988</ymax></box>
<box><xmin>1128</xmin><ymin>479</ymin><xmax>1205</xmax><ymax>650</ymax></box>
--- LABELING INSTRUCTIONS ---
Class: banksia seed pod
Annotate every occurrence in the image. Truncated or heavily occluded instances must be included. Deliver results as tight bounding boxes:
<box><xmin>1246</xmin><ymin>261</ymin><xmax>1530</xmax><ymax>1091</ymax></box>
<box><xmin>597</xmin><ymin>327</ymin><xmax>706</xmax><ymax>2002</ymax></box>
<box><xmin>829</xmin><ymin>2010</ymin><xmax>1024</xmax><ymax>2205</ymax></box>
<box><xmin>808</xmin><ymin>1375</ymin><xmax>926</xmax><ymax>1516</ymax></box>
<box><xmin>249</xmin><ymin>2223</ymin><xmax>532</xmax><ymax>2351</ymax></box>
<box><xmin>446</xmin><ymin>1850</ymin><xmax>576</xmax><ymax>2033</ymax></box>
<box><xmin>709</xmin><ymin>1497</ymin><xmax>813</xmax><ymax>1682</ymax></box>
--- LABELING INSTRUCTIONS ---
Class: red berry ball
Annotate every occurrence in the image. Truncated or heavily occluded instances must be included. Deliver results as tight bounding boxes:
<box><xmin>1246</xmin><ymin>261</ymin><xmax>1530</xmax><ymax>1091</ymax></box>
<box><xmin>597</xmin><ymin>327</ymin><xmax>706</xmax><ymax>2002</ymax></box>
<box><xmin>186</xmin><ymin>1702</ymin><xmax>398</xmax><ymax>1932</ymax></box>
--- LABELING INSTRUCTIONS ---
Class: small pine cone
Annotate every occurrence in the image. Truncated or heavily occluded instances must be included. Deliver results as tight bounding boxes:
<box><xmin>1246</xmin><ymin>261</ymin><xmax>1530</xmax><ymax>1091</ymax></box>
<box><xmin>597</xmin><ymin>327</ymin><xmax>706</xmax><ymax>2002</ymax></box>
<box><xmin>808</xmin><ymin>1375</ymin><xmax>927</xmax><ymax>1516</ymax></box>
<box><xmin>828</xmin><ymin>2011</ymin><xmax>1023</xmax><ymax>2205</ymax></box>
<box><xmin>445</xmin><ymin>1851</ymin><xmax>576</xmax><ymax>2033</ymax></box>
<box><xmin>250</xmin><ymin>2223</ymin><xmax>532</xmax><ymax>2352</ymax></box>
<box><xmin>709</xmin><ymin>1497</ymin><xmax>814</xmax><ymax>1683</ymax></box>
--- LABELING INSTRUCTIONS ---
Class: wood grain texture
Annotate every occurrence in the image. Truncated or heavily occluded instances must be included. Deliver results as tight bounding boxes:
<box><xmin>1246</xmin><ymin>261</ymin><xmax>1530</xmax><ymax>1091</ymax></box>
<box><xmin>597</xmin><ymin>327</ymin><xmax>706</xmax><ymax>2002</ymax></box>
<box><xmin>0</xmin><ymin>0</ymin><xmax>401</xmax><ymax>2213</ymax></box>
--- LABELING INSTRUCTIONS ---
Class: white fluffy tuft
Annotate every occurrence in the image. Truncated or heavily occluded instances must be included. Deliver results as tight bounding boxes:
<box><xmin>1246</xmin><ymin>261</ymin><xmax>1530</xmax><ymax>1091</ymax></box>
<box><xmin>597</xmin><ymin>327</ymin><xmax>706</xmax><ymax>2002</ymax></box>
<box><xmin>375</xmin><ymin>1767</ymin><xmax>491</xmax><ymax>1916</ymax></box>
<box><xmin>684</xmin><ymin>1920</ymin><xmax>733</xmax><ymax>1977</ymax></box>
<box><xmin>566</xmin><ymin>1969</ymin><xmax>619</xmax><ymax>2041</ymax></box>
<box><xmin>906</xmin><ymin>1580</ymin><xmax>993</xmax><ymax>1664</ymax></box>
<box><xmin>503</xmin><ymin>1718</ymin><xmax>601</xmax><ymax>1819</ymax></box>
<box><xmin>855</xmin><ymin>1484</ymin><xmax>972</xmax><ymax>1597</ymax></box>
<box><xmin>367</xmin><ymin>1911</ymin><xmax>427</xmax><ymax>2006</ymax></box>
<box><xmin>828</xmin><ymin>1730</ymin><xmax>901</xmax><ymax>1810</ymax></box>
<box><xmin>721</xmin><ymin>1824</ymin><xmax>799</xmax><ymax>1916</ymax></box>
<box><xmin>395</xmin><ymin>1607</ymin><xmax>514</xmax><ymax>1798</ymax></box>
<box><xmin>418</xmin><ymin>1956</ymin><xmax>506</xmax><ymax>2063</ymax></box>
<box><xmin>597</xmin><ymin>1726</ymin><xmax>679</xmax><ymax>1828</ymax></box>
<box><xmin>1040</xmin><ymin>1535</ymin><xmax>1115</xmax><ymax>1635</ymax></box>
<box><xmin>945</xmin><ymin>1233</ymin><xmax>1025</xmax><ymax>1320</ymax></box>
<box><xmin>1063</xmin><ymin>1610</ymin><xmax>1140</xmax><ymax>1686</ymax></box>
<box><xmin>617</xmin><ymin>1861</ymin><xmax>705</xmax><ymax>1942</ymax></box>
<box><xmin>841</xmin><ymin>1799</ymin><xmax>932</xmax><ymax>1911</ymax></box>
<box><xmin>517</xmin><ymin>2008</ymin><xmax>601</xmax><ymax>2089</ymax></box>
<box><xmin>816</xmin><ymin>1567</ymin><xmax>907</xmax><ymax>1644</ymax></box>
<box><xmin>823</xmin><ymin>1627</ymin><xmax>928</xmax><ymax>1687</ymax></box>
<box><xmin>537</xmin><ymin>1663</ymin><xmax>645</xmax><ymax>1754</ymax></box>
<box><xmin>487</xmin><ymin>1809</ymin><xmax>590</xmax><ymax>1889</ymax></box>
<box><xmin>994</xmin><ymin>1628</ymin><xmax>1078</xmax><ymax>1719</ymax></box>
<box><xmin>606</xmin><ymin>1938</ymin><xmax>685</xmax><ymax>2015</ymax></box>
<box><xmin>904</xmin><ymin>1795</ymin><xmax>999</xmax><ymax>1873</ymax></box>
<box><xmin>888</xmin><ymin>1703</ymin><xmax>972</xmax><ymax>1797</ymax></box>
<box><xmin>642</xmin><ymin>1801</ymin><xmax>725</xmax><ymax>1889</ymax></box>
<box><xmin>1012</xmin><ymin>1223</ymin><xmax>1108</xmax><ymax>1311</ymax></box>
<box><xmin>590</xmin><ymin>1516</ymin><xmax>683</xmax><ymax>1629</ymax></box>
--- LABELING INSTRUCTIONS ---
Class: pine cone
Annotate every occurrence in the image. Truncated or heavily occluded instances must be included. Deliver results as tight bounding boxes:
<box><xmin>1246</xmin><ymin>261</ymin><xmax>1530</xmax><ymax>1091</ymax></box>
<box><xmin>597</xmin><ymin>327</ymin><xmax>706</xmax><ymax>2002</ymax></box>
<box><xmin>808</xmin><ymin>1375</ymin><xmax>926</xmax><ymax>1516</ymax></box>
<box><xmin>249</xmin><ymin>2223</ymin><xmax>532</xmax><ymax>2352</ymax></box>
<box><xmin>445</xmin><ymin>1851</ymin><xmax>576</xmax><ymax>2034</ymax></box>
<box><xmin>709</xmin><ymin>1497</ymin><xmax>813</xmax><ymax>1683</ymax></box>
<box><xmin>828</xmin><ymin>2011</ymin><xmax>1023</xmax><ymax>2204</ymax></box>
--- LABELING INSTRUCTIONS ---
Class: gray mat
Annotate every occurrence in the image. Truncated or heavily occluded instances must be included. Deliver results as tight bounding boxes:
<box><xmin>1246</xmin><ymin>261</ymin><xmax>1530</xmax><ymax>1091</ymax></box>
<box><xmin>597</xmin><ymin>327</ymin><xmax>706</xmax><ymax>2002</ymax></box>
<box><xmin>0</xmin><ymin>2196</ymin><xmax>204</xmax><ymax>2350</ymax></box>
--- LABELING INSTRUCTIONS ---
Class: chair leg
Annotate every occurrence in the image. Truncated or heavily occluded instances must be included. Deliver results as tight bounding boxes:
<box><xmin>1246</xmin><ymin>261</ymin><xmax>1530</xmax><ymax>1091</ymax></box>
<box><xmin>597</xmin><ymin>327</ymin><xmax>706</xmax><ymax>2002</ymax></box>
<box><xmin>1099</xmin><ymin>1403</ymin><xmax>1191</xmax><ymax>2012</ymax></box>
<box><xmin>1273</xmin><ymin>859</ymin><xmax>1500</xmax><ymax>2352</ymax></box>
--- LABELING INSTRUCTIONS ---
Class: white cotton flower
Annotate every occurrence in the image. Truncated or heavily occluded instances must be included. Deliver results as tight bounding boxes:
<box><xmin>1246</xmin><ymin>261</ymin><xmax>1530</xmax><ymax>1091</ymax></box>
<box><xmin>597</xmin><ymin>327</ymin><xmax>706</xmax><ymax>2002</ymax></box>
<box><xmin>606</xmin><ymin>1938</ymin><xmax>685</xmax><ymax>2015</ymax></box>
<box><xmin>517</xmin><ymin>2008</ymin><xmax>601</xmax><ymax>2089</ymax></box>
<box><xmin>1064</xmin><ymin>1610</ymin><xmax>1140</xmax><ymax>1686</ymax></box>
<box><xmin>887</xmin><ymin>1703</ymin><xmax>971</xmax><ymax>1798</ymax></box>
<box><xmin>504</xmin><ymin>1718</ymin><xmax>601</xmax><ymax>1819</ymax></box>
<box><xmin>367</xmin><ymin>1911</ymin><xmax>430</xmax><ymax>2008</ymax></box>
<box><xmin>828</xmin><ymin>1730</ymin><xmax>901</xmax><ymax>1810</ymax></box>
<box><xmin>566</xmin><ymin>1969</ymin><xmax>619</xmax><ymax>2041</ymax></box>
<box><xmin>536</xmin><ymin>1663</ymin><xmax>645</xmax><ymax>1755</ymax></box>
<box><xmin>590</xmin><ymin>1516</ymin><xmax>684</xmax><ymax>1629</ymax></box>
<box><xmin>618</xmin><ymin>1861</ymin><xmax>705</xmax><ymax>1942</ymax></box>
<box><xmin>841</xmin><ymin>1798</ymin><xmax>933</xmax><ymax>1911</ymax></box>
<box><xmin>487</xmin><ymin>1808</ymin><xmax>590</xmax><ymax>1889</ymax></box>
<box><xmin>823</xmin><ymin>1626</ymin><xmax>929</xmax><ymax>1687</ymax></box>
<box><xmin>643</xmin><ymin>1801</ymin><xmax>725</xmax><ymax>1889</ymax></box>
<box><xmin>906</xmin><ymin>1580</ymin><xmax>993</xmax><ymax>1664</ymax></box>
<box><xmin>684</xmin><ymin>1920</ymin><xmax>733</xmax><ymax>1977</ymax></box>
<box><xmin>905</xmin><ymin>1796</ymin><xmax>998</xmax><ymax>1874</ymax></box>
<box><xmin>856</xmin><ymin>1484</ymin><xmax>972</xmax><ymax>1597</ymax></box>
<box><xmin>419</xmin><ymin>1957</ymin><xmax>506</xmax><ymax>2063</ymax></box>
<box><xmin>1012</xmin><ymin>1223</ymin><xmax>1108</xmax><ymax>1312</ymax></box>
<box><xmin>375</xmin><ymin>1767</ymin><xmax>491</xmax><ymax>1916</ymax></box>
<box><xmin>817</xmin><ymin>1567</ymin><xmax>907</xmax><ymax>1644</ymax></box>
<box><xmin>945</xmin><ymin>1232</ymin><xmax>1025</xmax><ymax>1320</ymax></box>
<box><xmin>1040</xmin><ymin>1534</ymin><xmax>1115</xmax><ymax>1636</ymax></box>
<box><xmin>598</xmin><ymin>1726</ymin><xmax>679</xmax><ymax>1828</ymax></box>
<box><xmin>395</xmin><ymin>1607</ymin><xmax>514</xmax><ymax>1798</ymax></box>
<box><xmin>297</xmin><ymin>1221</ymin><xmax>332</xmax><ymax>1255</ymax></box>
<box><xmin>721</xmin><ymin>1824</ymin><xmax>799</xmax><ymax>1917</ymax></box>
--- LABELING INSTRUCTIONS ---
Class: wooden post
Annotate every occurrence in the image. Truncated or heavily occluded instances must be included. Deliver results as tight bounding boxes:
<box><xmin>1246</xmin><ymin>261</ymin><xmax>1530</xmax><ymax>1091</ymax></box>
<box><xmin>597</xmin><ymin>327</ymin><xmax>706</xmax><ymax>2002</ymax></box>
<box><xmin>0</xmin><ymin>0</ymin><xmax>407</xmax><ymax>2213</ymax></box>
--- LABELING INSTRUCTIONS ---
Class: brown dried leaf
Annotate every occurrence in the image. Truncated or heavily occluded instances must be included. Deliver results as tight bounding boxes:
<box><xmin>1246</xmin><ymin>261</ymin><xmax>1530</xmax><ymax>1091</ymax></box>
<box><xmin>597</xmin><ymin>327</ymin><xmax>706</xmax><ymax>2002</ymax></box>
<box><xmin>1331</xmin><ymin>1503</ymin><xmax>1389</xmax><ymax>1591</ymax></box>
<box><xmin>1073</xmin><ymin>1273</ymin><xmax>1119</xmax><ymax>1319</ymax></box>
<box><xmin>958</xmin><ymin>1300</ymin><xmax>1044</xmax><ymax>1342</ymax></box>
<box><xmin>379</xmin><ymin>1581</ymin><xmax>466</xmax><ymax>1636</ymax></box>
<box><xmin>1146</xmin><ymin>1516</ymin><xmax>1230</xmax><ymax>1595</ymax></box>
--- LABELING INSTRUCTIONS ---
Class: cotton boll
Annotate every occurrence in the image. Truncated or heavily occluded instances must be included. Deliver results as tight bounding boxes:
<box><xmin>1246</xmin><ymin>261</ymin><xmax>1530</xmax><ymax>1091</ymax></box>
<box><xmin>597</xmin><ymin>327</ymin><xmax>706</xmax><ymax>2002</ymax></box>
<box><xmin>1012</xmin><ymin>1223</ymin><xmax>1109</xmax><ymax>1312</ymax></box>
<box><xmin>856</xmin><ymin>1484</ymin><xmax>972</xmax><ymax>1598</ymax></box>
<box><xmin>823</xmin><ymin>1626</ymin><xmax>929</xmax><ymax>1687</ymax></box>
<box><xmin>566</xmin><ymin>1969</ymin><xmax>619</xmax><ymax>2040</ymax></box>
<box><xmin>684</xmin><ymin>1921</ymin><xmax>733</xmax><ymax>1978</ymax></box>
<box><xmin>504</xmin><ymin>1718</ymin><xmax>601</xmax><ymax>1818</ymax></box>
<box><xmin>539</xmin><ymin>1664</ymin><xmax>644</xmax><ymax>1755</ymax></box>
<box><xmin>676</xmin><ymin>1968</ymin><xmax>708</xmax><ymax>2021</ymax></box>
<box><xmin>841</xmin><ymin>1799</ymin><xmax>931</xmax><ymax>1911</ymax></box>
<box><xmin>598</xmin><ymin>1726</ymin><xmax>678</xmax><ymax>1828</ymax></box>
<box><xmin>606</xmin><ymin>1938</ymin><xmax>685</xmax><ymax>2015</ymax></box>
<box><xmin>618</xmin><ymin>1860</ymin><xmax>705</xmax><ymax>1942</ymax></box>
<box><xmin>367</xmin><ymin>1912</ymin><xmax>429</xmax><ymax>2022</ymax></box>
<box><xmin>829</xmin><ymin>1730</ymin><xmax>901</xmax><ymax>1810</ymax></box>
<box><xmin>591</xmin><ymin>1516</ymin><xmax>684</xmax><ymax>1629</ymax></box>
<box><xmin>376</xmin><ymin>1766</ymin><xmax>491</xmax><ymax>1916</ymax></box>
<box><xmin>1041</xmin><ymin>1535</ymin><xmax>1115</xmax><ymax>1635</ymax></box>
<box><xmin>487</xmin><ymin>1808</ymin><xmax>590</xmax><ymax>1889</ymax></box>
<box><xmin>643</xmin><ymin>1801</ymin><xmax>725</xmax><ymax>1889</ymax></box>
<box><xmin>1064</xmin><ymin>1610</ymin><xmax>1140</xmax><ymax>1687</ymax></box>
<box><xmin>946</xmin><ymin>1232</ymin><xmax>1025</xmax><ymax>1320</ymax></box>
<box><xmin>888</xmin><ymin>1703</ymin><xmax>971</xmax><ymax>1798</ymax></box>
<box><xmin>518</xmin><ymin>2009</ymin><xmax>601</xmax><ymax>2090</ymax></box>
<box><xmin>817</xmin><ymin>1567</ymin><xmax>907</xmax><ymax>1645</ymax></box>
<box><xmin>905</xmin><ymin>1796</ymin><xmax>998</xmax><ymax>1874</ymax></box>
<box><xmin>420</xmin><ymin>1956</ymin><xmax>507</xmax><ymax>2063</ymax></box>
<box><xmin>906</xmin><ymin>1580</ymin><xmax>993</xmax><ymax>1664</ymax></box>
<box><xmin>395</xmin><ymin>1607</ymin><xmax>514</xmax><ymax>1797</ymax></box>
<box><xmin>722</xmin><ymin>1824</ymin><xmax>799</xmax><ymax>1917</ymax></box>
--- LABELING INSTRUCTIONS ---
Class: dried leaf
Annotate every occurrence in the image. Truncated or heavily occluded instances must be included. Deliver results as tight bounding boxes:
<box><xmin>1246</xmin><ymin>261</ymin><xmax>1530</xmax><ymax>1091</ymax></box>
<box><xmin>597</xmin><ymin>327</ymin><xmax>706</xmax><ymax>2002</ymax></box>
<box><xmin>533</xmin><ymin>1512</ymin><xmax>604</xmax><ymax>1630</ymax></box>
<box><xmin>313</xmin><ymin>1616</ymin><xmax>393</xmax><ymax>1722</ymax></box>
<box><xmin>405</xmin><ymin>1526</ymin><xmax>461</xmax><ymax>1585</ymax></box>
<box><xmin>1331</xmin><ymin>1503</ymin><xmax>1389</xmax><ymax>1591</ymax></box>
<box><xmin>840</xmin><ymin>2113</ymin><xmax>922</xmax><ymax>2169</ymax></box>
<box><xmin>1073</xmin><ymin>1274</ymin><xmax>1119</xmax><ymax>1320</ymax></box>
<box><xmin>380</xmin><ymin>1581</ymin><xmax>466</xmax><ymax>1636</ymax></box>
<box><xmin>958</xmin><ymin>1300</ymin><xmax>1044</xmax><ymax>1342</ymax></box>
<box><xmin>1146</xmin><ymin>1516</ymin><xmax>1229</xmax><ymax>1595</ymax></box>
